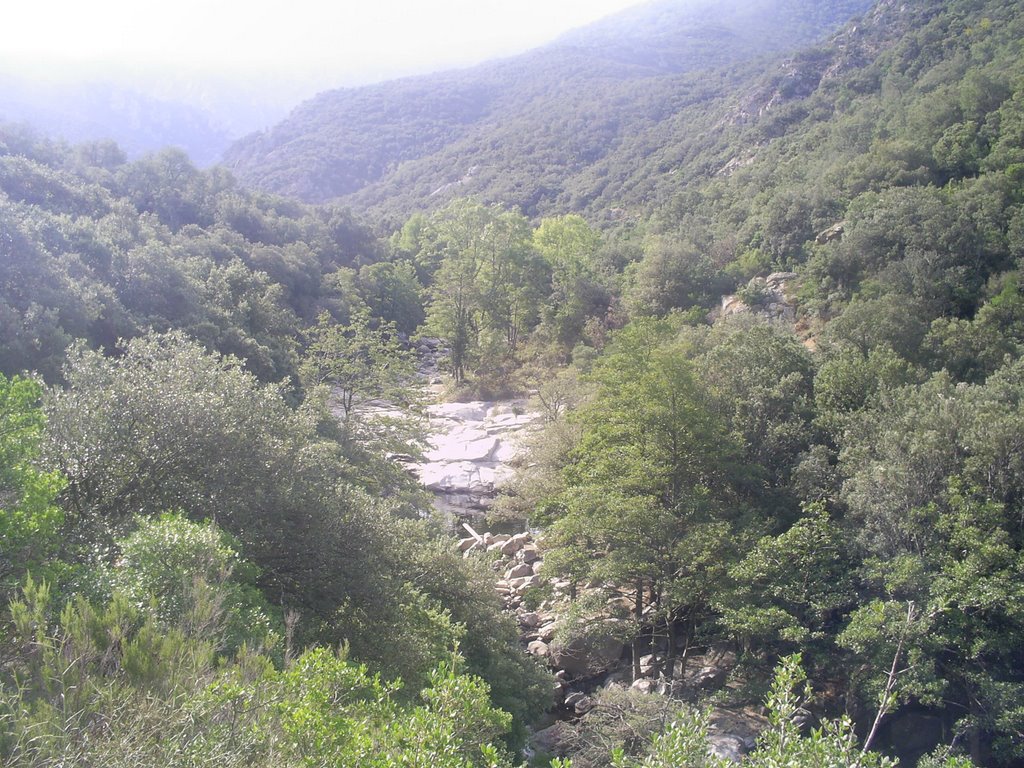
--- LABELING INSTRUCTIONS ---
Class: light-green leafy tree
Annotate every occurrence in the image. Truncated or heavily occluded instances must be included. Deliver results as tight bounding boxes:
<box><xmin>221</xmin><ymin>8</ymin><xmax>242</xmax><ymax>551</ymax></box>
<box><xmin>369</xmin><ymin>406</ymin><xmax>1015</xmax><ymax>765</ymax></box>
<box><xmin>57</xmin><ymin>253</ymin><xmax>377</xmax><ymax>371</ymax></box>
<box><xmin>0</xmin><ymin>374</ymin><xmax>64</xmax><ymax>595</ymax></box>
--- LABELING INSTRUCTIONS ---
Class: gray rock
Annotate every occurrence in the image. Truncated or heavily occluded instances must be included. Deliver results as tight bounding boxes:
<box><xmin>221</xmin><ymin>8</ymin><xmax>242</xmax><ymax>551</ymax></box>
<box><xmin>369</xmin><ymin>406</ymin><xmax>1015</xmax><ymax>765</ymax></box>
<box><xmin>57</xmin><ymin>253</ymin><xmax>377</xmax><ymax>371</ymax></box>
<box><xmin>551</xmin><ymin>631</ymin><xmax>626</xmax><ymax>677</ymax></box>
<box><xmin>708</xmin><ymin>734</ymin><xmax>746</xmax><ymax>763</ymax></box>
<box><xmin>693</xmin><ymin>666</ymin><xmax>728</xmax><ymax>690</ymax></box>
<box><xmin>639</xmin><ymin>654</ymin><xmax>661</xmax><ymax>676</ymax></box>
<box><xmin>508</xmin><ymin>575</ymin><xmax>537</xmax><ymax>591</ymax></box>
<box><xmin>573</xmin><ymin>695</ymin><xmax>595</xmax><ymax>715</ymax></box>
<box><xmin>564</xmin><ymin>691</ymin><xmax>584</xmax><ymax>705</ymax></box>
<box><xmin>766</xmin><ymin>271</ymin><xmax>799</xmax><ymax>285</ymax></box>
<box><xmin>527</xmin><ymin>640</ymin><xmax>550</xmax><ymax>658</ymax></box>
<box><xmin>519</xmin><ymin>611</ymin><xmax>543</xmax><ymax>628</ymax></box>
<box><xmin>532</xmin><ymin>721</ymin><xmax>570</xmax><ymax>757</ymax></box>
<box><xmin>631</xmin><ymin>678</ymin><xmax>656</xmax><ymax>694</ymax></box>
<box><xmin>500</xmin><ymin>536</ymin><xmax>524</xmax><ymax>556</ymax></box>
<box><xmin>814</xmin><ymin>222</ymin><xmax>845</xmax><ymax>245</ymax></box>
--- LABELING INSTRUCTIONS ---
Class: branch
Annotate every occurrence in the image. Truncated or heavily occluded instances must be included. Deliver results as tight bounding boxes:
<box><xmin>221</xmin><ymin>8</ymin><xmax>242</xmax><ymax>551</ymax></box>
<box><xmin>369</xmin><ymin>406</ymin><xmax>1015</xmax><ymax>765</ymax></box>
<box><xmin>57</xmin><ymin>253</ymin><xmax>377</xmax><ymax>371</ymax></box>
<box><xmin>861</xmin><ymin>600</ymin><xmax>916</xmax><ymax>756</ymax></box>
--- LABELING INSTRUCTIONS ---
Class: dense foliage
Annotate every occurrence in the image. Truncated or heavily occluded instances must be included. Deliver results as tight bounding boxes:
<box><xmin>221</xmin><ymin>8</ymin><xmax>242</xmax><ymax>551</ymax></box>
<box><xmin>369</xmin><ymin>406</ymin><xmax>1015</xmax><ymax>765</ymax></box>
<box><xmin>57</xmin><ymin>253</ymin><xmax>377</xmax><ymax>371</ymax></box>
<box><xmin>3</xmin><ymin>0</ymin><xmax>1024</xmax><ymax>764</ymax></box>
<box><xmin>0</xmin><ymin>126</ymin><xmax>381</xmax><ymax>383</ymax></box>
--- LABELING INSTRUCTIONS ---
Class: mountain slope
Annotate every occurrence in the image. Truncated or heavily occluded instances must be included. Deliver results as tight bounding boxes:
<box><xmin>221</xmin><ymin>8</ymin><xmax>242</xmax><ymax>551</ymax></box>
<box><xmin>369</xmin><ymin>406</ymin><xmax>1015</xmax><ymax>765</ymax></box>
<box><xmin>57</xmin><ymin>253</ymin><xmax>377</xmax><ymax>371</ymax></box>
<box><xmin>223</xmin><ymin>0</ymin><xmax>873</xmax><ymax>217</ymax></box>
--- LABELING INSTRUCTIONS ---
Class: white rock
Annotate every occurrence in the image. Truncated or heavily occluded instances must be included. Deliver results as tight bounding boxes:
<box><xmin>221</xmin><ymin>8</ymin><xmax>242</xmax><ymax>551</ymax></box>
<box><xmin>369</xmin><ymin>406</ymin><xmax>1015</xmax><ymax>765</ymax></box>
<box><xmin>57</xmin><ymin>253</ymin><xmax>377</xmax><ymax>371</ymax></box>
<box><xmin>631</xmin><ymin>679</ymin><xmax>657</xmax><ymax>694</ymax></box>
<box><xmin>508</xmin><ymin>575</ymin><xmax>537</xmax><ymax>591</ymax></box>
<box><xmin>428</xmin><ymin>402</ymin><xmax>489</xmax><ymax>422</ymax></box>
<box><xmin>506</xmin><ymin>563</ymin><xmax>534</xmax><ymax>580</ymax></box>
<box><xmin>500</xmin><ymin>537</ymin><xmax>524</xmax><ymax>556</ymax></box>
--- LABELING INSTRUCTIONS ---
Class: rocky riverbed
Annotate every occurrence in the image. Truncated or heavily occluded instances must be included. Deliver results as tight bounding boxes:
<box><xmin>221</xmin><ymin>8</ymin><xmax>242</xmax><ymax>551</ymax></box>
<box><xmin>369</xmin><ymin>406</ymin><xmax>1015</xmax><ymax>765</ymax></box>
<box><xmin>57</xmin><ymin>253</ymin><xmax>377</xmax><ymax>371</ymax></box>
<box><xmin>410</xmin><ymin>398</ymin><xmax>538</xmax><ymax>518</ymax></box>
<box><xmin>407</xmin><ymin>342</ymin><xmax>762</xmax><ymax>761</ymax></box>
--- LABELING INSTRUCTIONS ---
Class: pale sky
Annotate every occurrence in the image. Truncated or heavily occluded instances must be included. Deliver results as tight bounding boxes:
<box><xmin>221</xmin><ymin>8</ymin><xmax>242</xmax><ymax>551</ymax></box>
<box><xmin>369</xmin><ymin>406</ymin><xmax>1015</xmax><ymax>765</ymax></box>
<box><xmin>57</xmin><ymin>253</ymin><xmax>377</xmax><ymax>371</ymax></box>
<box><xmin>3</xmin><ymin>0</ymin><xmax>648</xmax><ymax>87</ymax></box>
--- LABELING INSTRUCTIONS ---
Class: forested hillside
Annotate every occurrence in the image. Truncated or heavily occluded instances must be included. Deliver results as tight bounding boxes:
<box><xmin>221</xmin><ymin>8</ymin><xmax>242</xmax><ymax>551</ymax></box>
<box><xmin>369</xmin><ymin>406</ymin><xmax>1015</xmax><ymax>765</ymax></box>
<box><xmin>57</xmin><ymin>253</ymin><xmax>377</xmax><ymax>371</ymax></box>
<box><xmin>2</xmin><ymin>0</ymin><xmax>1024</xmax><ymax>765</ymax></box>
<box><xmin>223</xmin><ymin>0</ymin><xmax>873</xmax><ymax>218</ymax></box>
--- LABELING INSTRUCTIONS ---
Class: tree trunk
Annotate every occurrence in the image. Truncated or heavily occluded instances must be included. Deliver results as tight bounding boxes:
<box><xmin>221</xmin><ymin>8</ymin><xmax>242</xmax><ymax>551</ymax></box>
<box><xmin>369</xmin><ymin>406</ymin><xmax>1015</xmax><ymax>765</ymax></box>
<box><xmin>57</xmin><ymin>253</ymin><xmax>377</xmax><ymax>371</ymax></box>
<box><xmin>677</xmin><ymin>616</ymin><xmax>693</xmax><ymax>683</ymax></box>
<box><xmin>632</xmin><ymin>579</ymin><xmax>644</xmax><ymax>682</ymax></box>
<box><xmin>665</xmin><ymin>614</ymin><xmax>677</xmax><ymax>679</ymax></box>
<box><xmin>969</xmin><ymin>697</ymin><xmax>982</xmax><ymax>765</ymax></box>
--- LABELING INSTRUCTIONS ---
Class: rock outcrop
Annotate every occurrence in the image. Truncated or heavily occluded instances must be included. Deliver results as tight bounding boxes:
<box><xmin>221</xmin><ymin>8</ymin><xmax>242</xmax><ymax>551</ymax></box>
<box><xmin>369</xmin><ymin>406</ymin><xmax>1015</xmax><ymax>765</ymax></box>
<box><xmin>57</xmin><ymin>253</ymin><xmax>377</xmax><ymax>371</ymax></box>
<box><xmin>404</xmin><ymin>338</ymin><xmax>539</xmax><ymax>519</ymax></box>
<box><xmin>719</xmin><ymin>271</ymin><xmax>798</xmax><ymax>324</ymax></box>
<box><xmin>413</xmin><ymin>401</ymin><xmax>537</xmax><ymax>517</ymax></box>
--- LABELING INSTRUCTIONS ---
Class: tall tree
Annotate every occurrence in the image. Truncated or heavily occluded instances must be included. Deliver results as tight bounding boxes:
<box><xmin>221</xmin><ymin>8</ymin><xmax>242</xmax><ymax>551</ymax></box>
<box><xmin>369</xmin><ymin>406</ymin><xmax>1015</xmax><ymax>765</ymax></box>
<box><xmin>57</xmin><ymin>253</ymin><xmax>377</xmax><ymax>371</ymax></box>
<box><xmin>546</xmin><ymin>318</ymin><xmax>749</xmax><ymax>679</ymax></box>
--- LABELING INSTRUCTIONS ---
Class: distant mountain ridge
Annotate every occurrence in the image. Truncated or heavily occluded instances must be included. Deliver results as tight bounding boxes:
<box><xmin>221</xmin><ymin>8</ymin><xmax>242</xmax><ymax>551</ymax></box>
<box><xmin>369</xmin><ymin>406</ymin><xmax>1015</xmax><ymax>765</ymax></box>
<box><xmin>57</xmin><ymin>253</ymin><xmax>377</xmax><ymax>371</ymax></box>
<box><xmin>0</xmin><ymin>78</ymin><xmax>232</xmax><ymax>166</ymax></box>
<box><xmin>222</xmin><ymin>0</ymin><xmax>875</xmax><ymax>217</ymax></box>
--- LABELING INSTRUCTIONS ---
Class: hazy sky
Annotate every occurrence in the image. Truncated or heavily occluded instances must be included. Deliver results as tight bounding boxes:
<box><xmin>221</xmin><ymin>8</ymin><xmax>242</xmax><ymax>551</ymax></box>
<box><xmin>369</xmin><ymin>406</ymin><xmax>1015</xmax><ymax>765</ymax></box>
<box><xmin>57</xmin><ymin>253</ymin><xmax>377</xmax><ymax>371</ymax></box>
<box><xmin>4</xmin><ymin>0</ymin><xmax>648</xmax><ymax>86</ymax></box>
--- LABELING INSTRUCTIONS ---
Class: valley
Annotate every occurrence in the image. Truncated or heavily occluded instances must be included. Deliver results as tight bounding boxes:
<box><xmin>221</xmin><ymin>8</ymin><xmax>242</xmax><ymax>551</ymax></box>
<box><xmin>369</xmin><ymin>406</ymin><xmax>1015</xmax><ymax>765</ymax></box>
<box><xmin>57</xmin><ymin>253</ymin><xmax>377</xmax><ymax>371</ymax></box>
<box><xmin>1</xmin><ymin>0</ymin><xmax>1023</xmax><ymax>765</ymax></box>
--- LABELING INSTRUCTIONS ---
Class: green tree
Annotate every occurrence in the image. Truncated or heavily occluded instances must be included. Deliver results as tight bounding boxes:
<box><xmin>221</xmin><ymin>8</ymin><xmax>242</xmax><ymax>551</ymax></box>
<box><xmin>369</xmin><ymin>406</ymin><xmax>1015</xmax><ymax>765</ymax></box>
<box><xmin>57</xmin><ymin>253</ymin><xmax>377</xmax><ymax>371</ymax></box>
<box><xmin>716</xmin><ymin>505</ymin><xmax>854</xmax><ymax>659</ymax></box>
<box><xmin>355</xmin><ymin>259</ymin><xmax>425</xmax><ymax>335</ymax></box>
<box><xmin>698</xmin><ymin>321</ymin><xmax>815</xmax><ymax>497</ymax></box>
<box><xmin>607</xmin><ymin>655</ymin><xmax>908</xmax><ymax>768</ymax></box>
<box><xmin>0</xmin><ymin>374</ymin><xmax>64</xmax><ymax>595</ymax></box>
<box><xmin>546</xmin><ymin>319</ymin><xmax>748</xmax><ymax>680</ymax></box>
<box><xmin>300</xmin><ymin>308</ymin><xmax>421</xmax><ymax>454</ymax></box>
<box><xmin>422</xmin><ymin>200</ymin><xmax>541</xmax><ymax>384</ymax></box>
<box><xmin>533</xmin><ymin>214</ymin><xmax>608</xmax><ymax>356</ymax></box>
<box><xmin>623</xmin><ymin>235</ymin><xmax>728</xmax><ymax>319</ymax></box>
<box><xmin>105</xmin><ymin>513</ymin><xmax>278</xmax><ymax>655</ymax></box>
<box><xmin>41</xmin><ymin>333</ymin><xmax>411</xmax><ymax>624</ymax></box>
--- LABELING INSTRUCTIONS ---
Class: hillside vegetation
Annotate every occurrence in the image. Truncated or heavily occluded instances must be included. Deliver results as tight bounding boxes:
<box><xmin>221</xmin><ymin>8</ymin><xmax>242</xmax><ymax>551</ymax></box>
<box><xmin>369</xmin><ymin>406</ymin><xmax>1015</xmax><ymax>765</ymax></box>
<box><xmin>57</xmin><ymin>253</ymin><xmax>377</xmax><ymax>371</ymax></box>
<box><xmin>223</xmin><ymin>0</ymin><xmax>874</xmax><ymax>219</ymax></box>
<box><xmin>2</xmin><ymin>0</ymin><xmax>1024</xmax><ymax>765</ymax></box>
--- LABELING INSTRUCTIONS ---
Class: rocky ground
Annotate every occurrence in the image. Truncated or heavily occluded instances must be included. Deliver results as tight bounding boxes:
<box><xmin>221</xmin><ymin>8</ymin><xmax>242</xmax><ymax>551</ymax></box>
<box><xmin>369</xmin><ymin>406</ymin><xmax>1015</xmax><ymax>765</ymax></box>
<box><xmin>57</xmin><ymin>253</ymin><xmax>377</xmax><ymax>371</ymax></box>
<box><xmin>400</xmin><ymin>336</ymin><xmax>541</xmax><ymax>520</ymax></box>
<box><xmin>412</xmin><ymin>400</ymin><xmax>537</xmax><ymax>518</ymax></box>
<box><xmin>457</xmin><ymin>527</ymin><xmax>767</xmax><ymax>762</ymax></box>
<box><xmin>411</xmin><ymin>339</ymin><xmax>766</xmax><ymax>762</ymax></box>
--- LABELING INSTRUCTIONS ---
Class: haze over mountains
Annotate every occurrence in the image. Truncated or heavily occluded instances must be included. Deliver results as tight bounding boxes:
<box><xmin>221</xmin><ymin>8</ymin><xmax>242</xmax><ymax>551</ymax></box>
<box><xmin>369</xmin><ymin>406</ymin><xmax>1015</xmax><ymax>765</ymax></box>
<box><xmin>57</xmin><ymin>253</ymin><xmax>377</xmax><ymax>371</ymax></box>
<box><xmin>0</xmin><ymin>0</ymin><xmax>647</xmax><ymax>166</ymax></box>
<box><xmin>223</xmin><ymin>0</ymin><xmax>875</xmax><ymax>218</ymax></box>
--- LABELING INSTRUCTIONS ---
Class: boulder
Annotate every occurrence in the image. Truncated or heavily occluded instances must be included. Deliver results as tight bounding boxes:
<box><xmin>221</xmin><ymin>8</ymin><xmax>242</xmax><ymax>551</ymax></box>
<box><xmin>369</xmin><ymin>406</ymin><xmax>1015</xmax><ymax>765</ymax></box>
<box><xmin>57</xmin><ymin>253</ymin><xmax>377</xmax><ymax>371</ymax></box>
<box><xmin>708</xmin><ymin>708</ymin><xmax>765</xmax><ymax>763</ymax></box>
<box><xmin>520</xmin><ymin>545</ymin><xmax>541</xmax><ymax>564</ymax></box>
<box><xmin>550</xmin><ymin>631</ymin><xmax>626</xmax><ymax>677</ymax></box>
<box><xmin>766</xmin><ymin>271</ymin><xmax>799</xmax><ymax>286</ymax></box>
<box><xmin>708</xmin><ymin>734</ymin><xmax>746</xmax><ymax>763</ymax></box>
<box><xmin>505</xmin><ymin>563</ymin><xmax>533</xmax><ymax>580</ymax></box>
<box><xmin>500</xmin><ymin>537</ymin><xmax>524</xmax><ymax>556</ymax></box>
<box><xmin>639</xmin><ymin>654</ymin><xmax>662</xmax><ymax>676</ymax></box>
<box><xmin>814</xmin><ymin>221</ymin><xmax>845</xmax><ymax>245</ymax></box>
<box><xmin>564</xmin><ymin>691</ymin><xmax>586</xmax><ymax>708</ymax></box>
<box><xmin>603</xmin><ymin>670</ymin><xmax>631</xmax><ymax>689</ymax></box>
<box><xmin>631</xmin><ymin>678</ymin><xmax>657</xmax><ymax>694</ymax></box>
<box><xmin>508</xmin><ymin>575</ymin><xmax>537</xmax><ymax>591</ymax></box>
<box><xmin>573</xmin><ymin>695</ymin><xmax>595</xmax><ymax>715</ymax></box>
<box><xmin>519</xmin><ymin>611</ymin><xmax>543</xmax><ymax>628</ymax></box>
<box><xmin>693</xmin><ymin>665</ymin><xmax>728</xmax><ymax>690</ymax></box>
<box><xmin>531</xmin><ymin>721</ymin><xmax>571</xmax><ymax>757</ymax></box>
<box><xmin>527</xmin><ymin>640</ymin><xmax>550</xmax><ymax>658</ymax></box>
